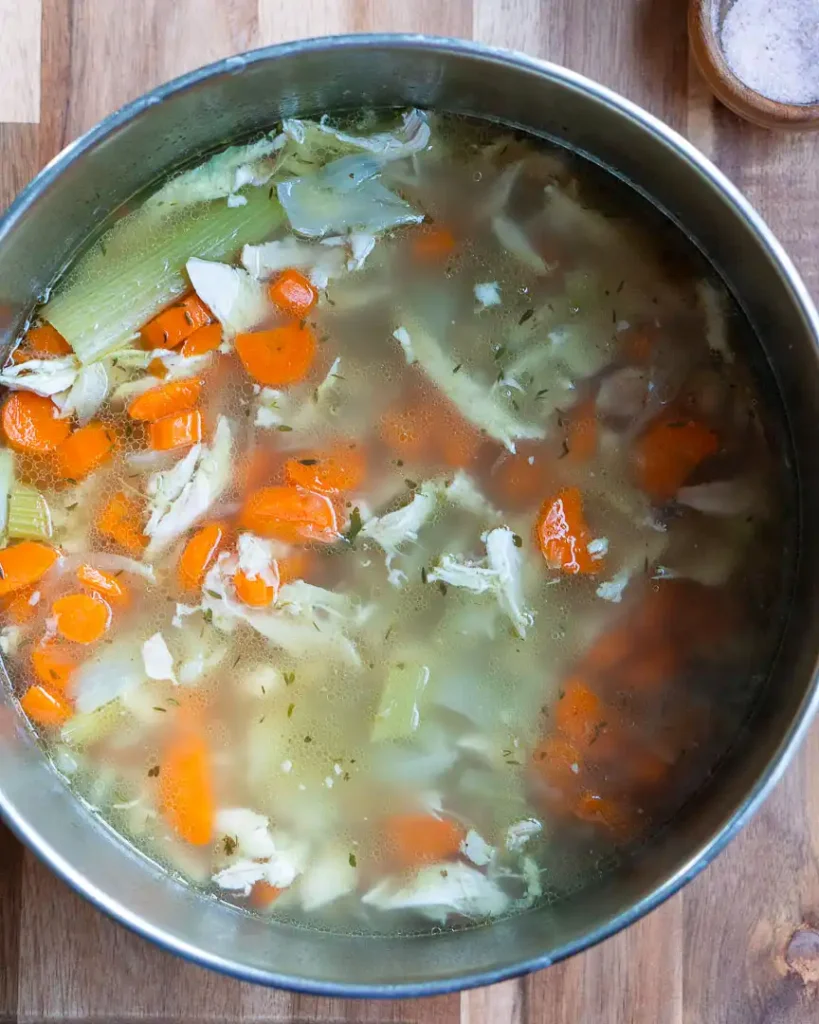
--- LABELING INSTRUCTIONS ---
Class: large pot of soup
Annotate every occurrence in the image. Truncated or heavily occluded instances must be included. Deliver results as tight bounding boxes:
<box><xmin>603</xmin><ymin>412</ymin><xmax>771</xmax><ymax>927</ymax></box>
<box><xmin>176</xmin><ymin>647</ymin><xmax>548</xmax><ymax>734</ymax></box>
<box><xmin>0</xmin><ymin>35</ymin><xmax>818</xmax><ymax>996</ymax></box>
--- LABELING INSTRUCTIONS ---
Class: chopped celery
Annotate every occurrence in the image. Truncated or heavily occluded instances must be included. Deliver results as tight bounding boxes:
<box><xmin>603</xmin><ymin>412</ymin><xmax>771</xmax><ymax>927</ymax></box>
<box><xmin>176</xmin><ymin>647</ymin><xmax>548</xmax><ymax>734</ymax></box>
<box><xmin>372</xmin><ymin>662</ymin><xmax>430</xmax><ymax>742</ymax></box>
<box><xmin>0</xmin><ymin>450</ymin><xmax>14</xmax><ymax>539</ymax></box>
<box><xmin>42</xmin><ymin>187</ymin><xmax>283</xmax><ymax>364</ymax></box>
<box><xmin>61</xmin><ymin>700</ymin><xmax>126</xmax><ymax>747</ymax></box>
<box><xmin>8</xmin><ymin>484</ymin><xmax>52</xmax><ymax>540</ymax></box>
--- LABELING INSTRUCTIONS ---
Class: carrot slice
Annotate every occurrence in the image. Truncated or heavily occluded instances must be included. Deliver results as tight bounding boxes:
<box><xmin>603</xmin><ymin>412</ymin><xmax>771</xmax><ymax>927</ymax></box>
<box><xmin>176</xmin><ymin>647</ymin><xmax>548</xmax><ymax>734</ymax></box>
<box><xmin>147</xmin><ymin>357</ymin><xmax>169</xmax><ymax>379</ymax></box>
<box><xmin>411</xmin><ymin>225</ymin><xmax>457</xmax><ymax>261</ymax></box>
<box><xmin>240</xmin><ymin>486</ymin><xmax>339</xmax><ymax>544</ymax></box>
<box><xmin>181</xmin><ymin>322</ymin><xmax>222</xmax><ymax>358</ymax></box>
<box><xmin>32</xmin><ymin>642</ymin><xmax>76</xmax><ymax>694</ymax></box>
<box><xmin>379</xmin><ymin>406</ymin><xmax>428</xmax><ymax>462</ymax></box>
<box><xmin>159</xmin><ymin>727</ymin><xmax>214</xmax><ymax>846</ymax></box>
<box><xmin>277</xmin><ymin>551</ymin><xmax>312</xmax><ymax>585</ymax></box>
<box><xmin>128</xmin><ymin>378</ymin><xmax>203</xmax><ymax>422</ymax></box>
<box><xmin>235</xmin><ymin>323</ymin><xmax>316</xmax><ymax>387</ymax></box>
<box><xmin>55</xmin><ymin>422</ymin><xmax>116</xmax><ymax>481</ymax></box>
<box><xmin>268</xmin><ymin>269</ymin><xmax>318</xmax><ymax>318</ymax></box>
<box><xmin>0</xmin><ymin>542</ymin><xmax>59</xmax><ymax>597</ymax></box>
<box><xmin>0</xmin><ymin>585</ymin><xmax>39</xmax><ymax>624</ymax></box>
<box><xmin>284</xmin><ymin>446</ymin><xmax>365</xmax><ymax>496</ymax></box>
<box><xmin>178</xmin><ymin>522</ymin><xmax>228</xmax><ymax>591</ymax></box>
<box><xmin>531</xmin><ymin>735</ymin><xmax>582</xmax><ymax>788</ymax></box>
<box><xmin>234</xmin><ymin>569</ymin><xmax>276</xmax><ymax>607</ymax></box>
<box><xmin>555</xmin><ymin>678</ymin><xmax>607</xmax><ymax>748</ymax></box>
<box><xmin>149</xmin><ymin>410</ymin><xmax>202</xmax><ymax>451</ymax></box>
<box><xmin>24</xmin><ymin>324</ymin><xmax>72</xmax><ymax>357</ymax></box>
<box><xmin>565</xmin><ymin>397</ymin><xmax>598</xmax><ymax>463</ymax></box>
<box><xmin>52</xmin><ymin>592</ymin><xmax>111</xmax><ymax>644</ymax></box>
<box><xmin>97</xmin><ymin>491</ymin><xmax>147</xmax><ymax>554</ymax></box>
<box><xmin>21</xmin><ymin>684</ymin><xmax>72</xmax><ymax>727</ymax></box>
<box><xmin>633</xmin><ymin>416</ymin><xmax>718</xmax><ymax>502</ymax></box>
<box><xmin>574</xmin><ymin>792</ymin><xmax>633</xmax><ymax>835</ymax></box>
<box><xmin>140</xmin><ymin>294</ymin><xmax>211</xmax><ymax>350</ymax></box>
<box><xmin>386</xmin><ymin>814</ymin><xmax>465</xmax><ymax>869</ymax></box>
<box><xmin>76</xmin><ymin>564</ymin><xmax>130</xmax><ymax>606</ymax></box>
<box><xmin>535</xmin><ymin>487</ymin><xmax>600</xmax><ymax>575</ymax></box>
<box><xmin>1</xmin><ymin>392</ymin><xmax>71</xmax><ymax>453</ymax></box>
<box><xmin>250</xmin><ymin>881</ymin><xmax>282</xmax><ymax>909</ymax></box>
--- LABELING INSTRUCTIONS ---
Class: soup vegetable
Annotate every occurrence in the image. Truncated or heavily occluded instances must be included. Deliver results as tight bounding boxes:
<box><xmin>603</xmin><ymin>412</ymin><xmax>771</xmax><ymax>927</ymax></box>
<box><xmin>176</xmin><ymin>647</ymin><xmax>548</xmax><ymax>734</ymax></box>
<box><xmin>0</xmin><ymin>111</ymin><xmax>788</xmax><ymax>932</ymax></box>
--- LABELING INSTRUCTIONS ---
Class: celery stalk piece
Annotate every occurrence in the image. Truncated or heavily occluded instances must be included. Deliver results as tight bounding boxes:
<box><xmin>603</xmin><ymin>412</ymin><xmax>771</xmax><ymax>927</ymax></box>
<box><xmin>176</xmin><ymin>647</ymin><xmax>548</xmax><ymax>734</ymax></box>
<box><xmin>7</xmin><ymin>484</ymin><xmax>52</xmax><ymax>540</ymax></box>
<box><xmin>42</xmin><ymin>187</ymin><xmax>283</xmax><ymax>365</ymax></box>
<box><xmin>0</xmin><ymin>450</ymin><xmax>14</xmax><ymax>540</ymax></box>
<box><xmin>372</xmin><ymin>662</ymin><xmax>430</xmax><ymax>742</ymax></box>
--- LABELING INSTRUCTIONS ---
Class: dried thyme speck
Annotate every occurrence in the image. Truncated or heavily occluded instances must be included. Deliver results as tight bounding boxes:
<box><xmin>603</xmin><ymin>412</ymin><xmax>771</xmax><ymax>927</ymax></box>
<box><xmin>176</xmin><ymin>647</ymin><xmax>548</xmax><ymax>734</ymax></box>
<box><xmin>304</xmin><ymin>735</ymin><xmax>312</xmax><ymax>743</ymax></box>
<box><xmin>184</xmin><ymin>310</ymin><xmax>194</xmax><ymax>326</ymax></box>
<box><xmin>153</xmin><ymin>706</ymin><xmax>167</xmax><ymax>713</ymax></box>
<box><xmin>284</xmin><ymin>670</ymin><xmax>296</xmax><ymax>686</ymax></box>
<box><xmin>287</xmin><ymin>703</ymin><xmax>295</xmax><ymax>718</ymax></box>
<box><xmin>298</xmin><ymin>458</ymin><xmax>319</xmax><ymax>466</ymax></box>
<box><xmin>404</xmin><ymin>478</ymin><xmax>418</xmax><ymax>490</ymax></box>
<box><xmin>349</xmin><ymin>852</ymin><xmax>357</xmax><ymax>868</ymax></box>
<box><xmin>223</xmin><ymin>836</ymin><xmax>238</xmax><ymax>856</ymax></box>
<box><xmin>147</xmin><ymin>765</ymin><xmax>160</xmax><ymax>778</ymax></box>
<box><xmin>420</xmin><ymin>566</ymin><xmax>428</xmax><ymax>584</ymax></box>
<box><xmin>452</xmin><ymin>363</ymin><xmax>462</xmax><ymax>374</ymax></box>
<box><xmin>344</xmin><ymin>506</ymin><xmax>363</xmax><ymax>546</ymax></box>
<box><xmin>513</xmin><ymin>534</ymin><xmax>523</xmax><ymax>548</ymax></box>
<box><xmin>437</xmin><ymin>580</ymin><xmax>448</xmax><ymax>596</ymax></box>
<box><xmin>277</xmin><ymin>424</ymin><xmax>293</xmax><ymax>432</ymax></box>
<box><xmin>203</xmin><ymin>608</ymin><xmax>214</xmax><ymax>624</ymax></box>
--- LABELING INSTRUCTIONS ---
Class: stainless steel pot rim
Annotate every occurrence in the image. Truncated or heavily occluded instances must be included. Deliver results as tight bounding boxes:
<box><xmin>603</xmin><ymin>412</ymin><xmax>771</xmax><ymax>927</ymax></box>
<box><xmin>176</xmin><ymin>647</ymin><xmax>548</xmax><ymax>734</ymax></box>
<box><xmin>2</xmin><ymin>33</ymin><xmax>818</xmax><ymax>998</ymax></box>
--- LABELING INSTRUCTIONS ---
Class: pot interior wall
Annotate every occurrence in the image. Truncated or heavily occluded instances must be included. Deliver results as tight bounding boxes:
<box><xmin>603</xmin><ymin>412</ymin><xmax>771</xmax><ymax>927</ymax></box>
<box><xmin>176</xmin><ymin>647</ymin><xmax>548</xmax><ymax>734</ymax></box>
<box><xmin>0</xmin><ymin>38</ymin><xmax>818</xmax><ymax>992</ymax></box>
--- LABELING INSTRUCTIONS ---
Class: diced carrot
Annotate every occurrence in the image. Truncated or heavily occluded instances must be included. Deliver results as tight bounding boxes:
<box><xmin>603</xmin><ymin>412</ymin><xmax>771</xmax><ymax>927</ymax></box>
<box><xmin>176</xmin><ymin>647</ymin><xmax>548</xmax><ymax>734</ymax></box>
<box><xmin>159</xmin><ymin>727</ymin><xmax>214</xmax><ymax>846</ymax></box>
<box><xmin>535</xmin><ymin>487</ymin><xmax>600</xmax><ymax>575</ymax></box>
<box><xmin>581</xmin><ymin>627</ymin><xmax>634</xmax><ymax>676</ymax></box>
<box><xmin>52</xmin><ymin>592</ymin><xmax>111</xmax><ymax>644</ymax></box>
<box><xmin>97</xmin><ymin>491</ymin><xmax>147</xmax><ymax>554</ymax></box>
<box><xmin>439</xmin><ymin>408</ymin><xmax>483</xmax><ymax>469</ymax></box>
<box><xmin>76</xmin><ymin>564</ymin><xmax>130</xmax><ymax>606</ymax></box>
<box><xmin>268</xmin><ymin>268</ymin><xmax>318</xmax><ymax>318</ymax></box>
<box><xmin>127</xmin><ymin>378</ymin><xmax>203</xmax><ymax>422</ymax></box>
<box><xmin>379</xmin><ymin>406</ymin><xmax>428</xmax><ymax>462</ymax></box>
<box><xmin>55</xmin><ymin>422</ymin><xmax>116</xmax><ymax>481</ymax></box>
<box><xmin>573</xmin><ymin>792</ymin><xmax>633</xmax><ymax>835</ymax></box>
<box><xmin>284</xmin><ymin>446</ymin><xmax>366</xmax><ymax>496</ymax></box>
<box><xmin>147</xmin><ymin>357</ymin><xmax>169</xmax><ymax>379</ymax></box>
<box><xmin>177</xmin><ymin>522</ymin><xmax>228</xmax><ymax>591</ymax></box>
<box><xmin>24</xmin><ymin>324</ymin><xmax>72</xmax><ymax>357</ymax></box>
<box><xmin>633</xmin><ymin>416</ymin><xmax>718</xmax><ymax>502</ymax></box>
<box><xmin>277</xmin><ymin>551</ymin><xmax>312</xmax><ymax>585</ymax></box>
<box><xmin>564</xmin><ymin>397</ymin><xmax>598</xmax><ymax>463</ymax></box>
<box><xmin>0</xmin><ymin>542</ymin><xmax>59</xmax><ymax>597</ymax></box>
<box><xmin>181</xmin><ymin>322</ymin><xmax>222</xmax><ymax>358</ymax></box>
<box><xmin>411</xmin><ymin>225</ymin><xmax>457</xmax><ymax>262</ymax></box>
<box><xmin>0</xmin><ymin>585</ymin><xmax>39</xmax><ymax>624</ymax></box>
<box><xmin>555</xmin><ymin>679</ymin><xmax>607</xmax><ymax>748</ymax></box>
<box><xmin>385</xmin><ymin>814</ymin><xmax>465</xmax><ymax>869</ymax></box>
<box><xmin>1</xmin><ymin>392</ymin><xmax>71</xmax><ymax>453</ymax></box>
<box><xmin>240</xmin><ymin>486</ymin><xmax>339</xmax><ymax>544</ymax></box>
<box><xmin>149</xmin><ymin>410</ymin><xmax>202</xmax><ymax>451</ymax></box>
<box><xmin>32</xmin><ymin>642</ymin><xmax>76</xmax><ymax>694</ymax></box>
<box><xmin>140</xmin><ymin>294</ymin><xmax>212</xmax><ymax>350</ymax></box>
<box><xmin>623</xmin><ymin>749</ymin><xmax>669</xmax><ymax>788</ymax></box>
<box><xmin>21</xmin><ymin>684</ymin><xmax>72</xmax><ymax>727</ymax></box>
<box><xmin>235</xmin><ymin>323</ymin><xmax>316</xmax><ymax>387</ymax></box>
<box><xmin>531</xmin><ymin>735</ymin><xmax>582</xmax><ymax>787</ymax></box>
<box><xmin>234</xmin><ymin>568</ymin><xmax>276</xmax><ymax>607</ymax></box>
<box><xmin>492</xmin><ymin>443</ymin><xmax>555</xmax><ymax>511</ymax></box>
<box><xmin>620</xmin><ymin>327</ymin><xmax>655</xmax><ymax>365</ymax></box>
<box><xmin>250</xmin><ymin>881</ymin><xmax>282</xmax><ymax>909</ymax></box>
<box><xmin>622</xmin><ymin>644</ymin><xmax>677</xmax><ymax>692</ymax></box>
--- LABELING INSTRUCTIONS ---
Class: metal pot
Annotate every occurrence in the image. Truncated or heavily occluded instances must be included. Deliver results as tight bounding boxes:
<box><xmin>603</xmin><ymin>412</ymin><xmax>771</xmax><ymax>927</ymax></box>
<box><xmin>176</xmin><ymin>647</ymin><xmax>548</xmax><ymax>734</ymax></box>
<box><xmin>1</xmin><ymin>35</ymin><xmax>818</xmax><ymax>997</ymax></box>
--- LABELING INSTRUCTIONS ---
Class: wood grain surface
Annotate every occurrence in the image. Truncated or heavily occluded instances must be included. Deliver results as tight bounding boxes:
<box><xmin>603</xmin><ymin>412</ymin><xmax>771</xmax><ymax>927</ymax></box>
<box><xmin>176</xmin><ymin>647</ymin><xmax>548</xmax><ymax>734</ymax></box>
<box><xmin>1</xmin><ymin>2</ymin><xmax>818</xmax><ymax>1022</ymax></box>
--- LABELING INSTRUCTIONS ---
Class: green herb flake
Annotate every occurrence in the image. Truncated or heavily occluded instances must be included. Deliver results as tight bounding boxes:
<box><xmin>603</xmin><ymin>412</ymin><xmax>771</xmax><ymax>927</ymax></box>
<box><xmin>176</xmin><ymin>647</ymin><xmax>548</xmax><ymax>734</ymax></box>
<box><xmin>349</xmin><ymin>852</ymin><xmax>357</xmax><ymax>868</ymax></box>
<box><xmin>284</xmin><ymin>670</ymin><xmax>296</xmax><ymax>686</ymax></box>
<box><xmin>344</xmin><ymin>506</ymin><xmax>364</xmax><ymax>546</ymax></box>
<box><xmin>287</xmin><ymin>703</ymin><xmax>295</xmax><ymax>718</ymax></box>
<box><xmin>512</xmin><ymin>534</ymin><xmax>523</xmax><ymax>548</ymax></box>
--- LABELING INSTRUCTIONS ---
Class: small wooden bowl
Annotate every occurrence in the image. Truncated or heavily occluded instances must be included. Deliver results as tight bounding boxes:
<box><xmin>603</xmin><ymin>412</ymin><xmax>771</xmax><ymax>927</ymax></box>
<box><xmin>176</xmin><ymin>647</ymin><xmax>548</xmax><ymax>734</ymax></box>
<box><xmin>689</xmin><ymin>0</ymin><xmax>819</xmax><ymax>130</ymax></box>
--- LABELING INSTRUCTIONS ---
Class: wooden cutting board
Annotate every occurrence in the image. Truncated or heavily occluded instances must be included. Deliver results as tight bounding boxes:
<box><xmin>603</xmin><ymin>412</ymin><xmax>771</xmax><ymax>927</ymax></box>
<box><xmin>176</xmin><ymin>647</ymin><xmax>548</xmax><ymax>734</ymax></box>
<box><xmin>1</xmin><ymin>2</ymin><xmax>818</xmax><ymax>1021</ymax></box>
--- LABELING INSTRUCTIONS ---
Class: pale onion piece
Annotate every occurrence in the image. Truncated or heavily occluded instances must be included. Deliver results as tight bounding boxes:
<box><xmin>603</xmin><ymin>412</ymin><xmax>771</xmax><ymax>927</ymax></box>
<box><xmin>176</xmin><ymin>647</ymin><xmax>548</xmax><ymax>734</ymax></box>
<box><xmin>392</xmin><ymin>326</ymin><xmax>416</xmax><ymax>364</ymax></box>
<box><xmin>53</xmin><ymin>362</ymin><xmax>109</xmax><ymax>425</ymax></box>
<box><xmin>241</xmin><ymin>236</ymin><xmax>346</xmax><ymax>284</ymax></box>
<box><xmin>73</xmin><ymin>640</ymin><xmax>146</xmax><ymax>714</ymax></box>
<box><xmin>314</xmin><ymin>108</ymin><xmax>430</xmax><ymax>159</ymax></box>
<box><xmin>0</xmin><ymin>357</ymin><xmax>77</xmax><ymax>397</ymax></box>
<box><xmin>186</xmin><ymin>258</ymin><xmax>268</xmax><ymax>338</ymax></box>
<box><xmin>298</xmin><ymin>847</ymin><xmax>358</xmax><ymax>912</ymax></box>
<box><xmin>474</xmin><ymin>282</ymin><xmax>501</xmax><ymax>308</ymax></box>
<box><xmin>226</xmin><ymin>195</ymin><xmax>247</xmax><ymax>208</ymax></box>
<box><xmin>347</xmin><ymin>232</ymin><xmax>376</xmax><ymax>270</ymax></box>
<box><xmin>596</xmin><ymin>568</ymin><xmax>632</xmax><ymax>604</ymax></box>
<box><xmin>596</xmin><ymin>367</ymin><xmax>648</xmax><ymax>420</ymax></box>
<box><xmin>460</xmin><ymin>829</ymin><xmax>496</xmax><ymax>867</ymax></box>
<box><xmin>0</xmin><ymin>625</ymin><xmax>23</xmax><ymax>656</ymax></box>
<box><xmin>141</xmin><ymin>632</ymin><xmax>176</xmax><ymax>683</ymax></box>
<box><xmin>587</xmin><ymin>537</ymin><xmax>609</xmax><ymax>560</ymax></box>
<box><xmin>485</xmin><ymin>526</ymin><xmax>533</xmax><ymax>638</ymax></box>
<box><xmin>491</xmin><ymin>215</ymin><xmax>552</xmax><ymax>274</ymax></box>
<box><xmin>676</xmin><ymin>479</ymin><xmax>758</xmax><ymax>517</ymax></box>
<box><xmin>362</xmin><ymin>861</ymin><xmax>510</xmax><ymax>923</ymax></box>
<box><xmin>697</xmin><ymin>280</ymin><xmax>734</xmax><ymax>363</ymax></box>
<box><xmin>241</xmin><ymin>663</ymin><xmax>285</xmax><ymax>697</ymax></box>
<box><xmin>277</xmin><ymin>174</ymin><xmax>423</xmax><ymax>239</ymax></box>
<box><xmin>505</xmin><ymin>817</ymin><xmax>543</xmax><ymax>851</ymax></box>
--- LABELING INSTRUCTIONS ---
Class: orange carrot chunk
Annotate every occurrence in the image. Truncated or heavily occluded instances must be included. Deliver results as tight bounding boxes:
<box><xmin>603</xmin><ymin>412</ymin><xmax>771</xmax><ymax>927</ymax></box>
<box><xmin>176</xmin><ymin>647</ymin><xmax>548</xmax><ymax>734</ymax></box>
<box><xmin>21</xmin><ymin>684</ymin><xmax>72</xmax><ymax>727</ymax></box>
<box><xmin>574</xmin><ymin>792</ymin><xmax>633</xmax><ymax>835</ymax></box>
<box><xmin>149</xmin><ymin>409</ymin><xmax>202</xmax><ymax>451</ymax></box>
<box><xmin>633</xmin><ymin>416</ymin><xmax>718</xmax><ymax>502</ymax></box>
<box><xmin>147</xmin><ymin>357</ymin><xmax>169</xmax><ymax>379</ymax></box>
<box><xmin>76</xmin><ymin>564</ymin><xmax>130</xmax><ymax>606</ymax></box>
<box><xmin>24</xmin><ymin>324</ymin><xmax>72</xmax><ymax>357</ymax></box>
<box><xmin>531</xmin><ymin>735</ymin><xmax>583</xmax><ymax>788</ymax></box>
<box><xmin>235</xmin><ymin>323</ymin><xmax>316</xmax><ymax>387</ymax></box>
<box><xmin>181</xmin><ymin>322</ymin><xmax>222</xmax><ymax>358</ymax></box>
<box><xmin>52</xmin><ymin>592</ymin><xmax>111</xmax><ymax>644</ymax></box>
<box><xmin>0</xmin><ymin>542</ymin><xmax>59</xmax><ymax>597</ymax></box>
<box><xmin>284</xmin><ymin>446</ymin><xmax>366</xmax><ymax>496</ymax></box>
<box><xmin>32</xmin><ymin>642</ymin><xmax>76</xmax><ymax>694</ymax></box>
<box><xmin>379</xmin><ymin>405</ymin><xmax>428</xmax><ymax>462</ymax></box>
<box><xmin>268</xmin><ymin>268</ymin><xmax>318</xmax><ymax>318</ymax></box>
<box><xmin>178</xmin><ymin>522</ymin><xmax>228</xmax><ymax>591</ymax></box>
<box><xmin>55</xmin><ymin>422</ymin><xmax>116</xmax><ymax>481</ymax></box>
<box><xmin>250</xmin><ymin>881</ymin><xmax>282</xmax><ymax>909</ymax></box>
<box><xmin>555</xmin><ymin>678</ymin><xmax>607</xmax><ymax>748</ymax></box>
<box><xmin>234</xmin><ymin>568</ymin><xmax>277</xmax><ymax>607</ymax></box>
<box><xmin>565</xmin><ymin>397</ymin><xmax>598</xmax><ymax>463</ymax></box>
<box><xmin>159</xmin><ymin>728</ymin><xmax>214</xmax><ymax>846</ymax></box>
<box><xmin>0</xmin><ymin>585</ymin><xmax>39</xmax><ymax>624</ymax></box>
<box><xmin>240</xmin><ymin>486</ymin><xmax>339</xmax><ymax>544</ymax></box>
<box><xmin>140</xmin><ymin>294</ymin><xmax>212</xmax><ymax>350</ymax></box>
<box><xmin>1</xmin><ymin>392</ymin><xmax>71</xmax><ymax>453</ymax></box>
<box><xmin>535</xmin><ymin>487</ymin><xmax>600</xmax><ymax>575</ymax></box>
<box><xmin>277</xmin><ymin>551</ymin><xmax>312</xmax><ymax>585</ymax></box>
<box><xmin>386</xmin><ymin>814</ymin><xmax>465</xmax><ymax>869</ymax></box>
<box><xmin>127</xmin><ymin>378</ymin><xmax>203</xmax><ymax>422</ymax></box>
<box><xmin>411</xmin><ymin>225</ymin><xmax>457</xmax><ymax>262</ymax></box>
<box><xmin>97</xmin><ymin>491</ymin><xmax>147</xmax><ymax>554</ymax></box>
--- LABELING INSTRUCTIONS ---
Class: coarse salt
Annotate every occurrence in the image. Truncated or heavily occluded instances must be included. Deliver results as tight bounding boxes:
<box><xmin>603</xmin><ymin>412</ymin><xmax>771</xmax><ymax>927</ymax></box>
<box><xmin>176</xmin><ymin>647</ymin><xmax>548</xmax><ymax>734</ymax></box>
<box><xmin>721</xmin><ymin>0</ymin><xmax>819</xmax><ymax>105</ymax></box>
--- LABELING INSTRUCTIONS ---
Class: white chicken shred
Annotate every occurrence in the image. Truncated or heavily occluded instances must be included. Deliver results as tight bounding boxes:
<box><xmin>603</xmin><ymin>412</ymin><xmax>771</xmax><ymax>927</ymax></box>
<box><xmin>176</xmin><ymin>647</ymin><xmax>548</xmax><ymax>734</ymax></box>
<box><xmin>141</xmin><ymin>632</ymin><xmax>176</xmax><ymax>684</ymax></box>
<box><xmin>362</xmin><ymin>861</ymin><xmax>510</xmax><ymax>923</ymax></box>
<box><xmin>186</xmin><ymin>259</ymin><xmax>268</xmax><ymax>338</ymax></box>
